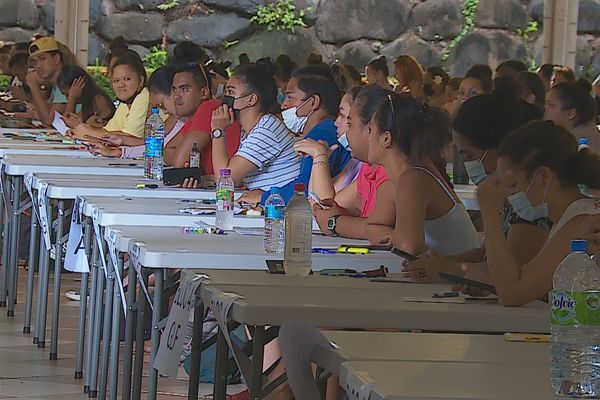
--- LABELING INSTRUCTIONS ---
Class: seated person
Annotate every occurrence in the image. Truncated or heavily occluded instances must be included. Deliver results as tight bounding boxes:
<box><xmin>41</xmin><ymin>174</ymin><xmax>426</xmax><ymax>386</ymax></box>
<box><xmin>163</xmin><ymin>63</ymin><xmax>241</xmax><ymax>174</ymax></box>
<box><xmin>294</xmin><ymin>85</ymin><xmax>394</xmax><ymax>242</ymax></box>
<box><xmin>457</xmin><ymin>121</ymin><xmax>600</xmax><ymax>306</ymax></box>
<box><xmin>7</xmin><ymin>52</ymin><xmax>30</xmax><ymax>102</ymax></box>
<box><xmin>367</xmin><ymin>94</ymin><xmax>480</xmax><ymax>256</ymax></box>
<box><xmin>198</xmin><ymin>63</ymin><xmax>301</xmax><ymax>190</ymax></box>
<box><xmin>239</xmin><ymin>65</ymin><xmax>351</xmax><ymax>204</ymax></box>
<box><xmin>69</xmin><ymin>51</ymin><xmax>149</xmax><ymax>139</ymax></box>
<box><xmin>57</xmin><ymin>65</ymin><xmax>115</xmax><ymax>127</ymax></box>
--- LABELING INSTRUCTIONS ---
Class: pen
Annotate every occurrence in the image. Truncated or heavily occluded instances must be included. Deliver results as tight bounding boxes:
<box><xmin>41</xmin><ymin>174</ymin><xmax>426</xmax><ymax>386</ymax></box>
<box><xmin>136</xmin><ymin>183</ymin><xmax>158</xmax><ymax>189</ymax></box>
<box><xmin>432</xmin><ymin>291</ymin><xmax>460</xmax><ymax>298</ymax></box>
<box><xmin>312</xmin><ymin>248</ymin><xmax>337</xmax><ymax>254</ymax></box>
<box><xmin>320</xmin><ymin>269</ymin><xmax>357</xmax><ymax>275</ymax></box>
<box><xmin>109</xmin><ymin>163</ymin><xmax>138</xmax><ymax>167</ymax></box>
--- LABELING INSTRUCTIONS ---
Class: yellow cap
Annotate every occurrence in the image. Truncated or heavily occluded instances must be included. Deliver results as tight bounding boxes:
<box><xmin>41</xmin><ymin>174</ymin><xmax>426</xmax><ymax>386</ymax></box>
<box><xmin>29</xmin><ymin>37</ymin><xmax>60</xmax><ymax>58</ymax></box>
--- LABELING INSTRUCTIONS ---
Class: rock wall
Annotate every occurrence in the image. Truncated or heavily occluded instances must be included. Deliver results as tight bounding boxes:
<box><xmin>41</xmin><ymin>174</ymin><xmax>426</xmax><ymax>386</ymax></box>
<box><xmin>2</xmin><ymin>0</ymin><xmax>600</xmax><ymax>77</ymax></box>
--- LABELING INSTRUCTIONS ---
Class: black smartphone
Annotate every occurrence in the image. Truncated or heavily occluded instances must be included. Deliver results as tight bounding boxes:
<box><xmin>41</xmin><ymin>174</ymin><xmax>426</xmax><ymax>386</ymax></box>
<box><xmin>163</xmin><ymin>167</ymin><xmax>203</xmax><ymax>186</ymax></box>
<box><xmin>438</xmin><ymin>272</ymin><xmax>497</xmax><ymax>294</ymax></box>
<box><xmin>266</xmin><ymin>260</ymin><xmax>285</xmax><ymax>274</ymax></box>
<box><xmin>391</xmin><ymin>248</ymin><xmax>418</xmax><ymax>261</ymax></box>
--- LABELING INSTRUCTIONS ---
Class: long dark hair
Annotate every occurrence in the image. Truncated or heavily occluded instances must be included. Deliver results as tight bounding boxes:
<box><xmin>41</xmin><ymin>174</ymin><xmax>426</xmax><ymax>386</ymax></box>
<box><xmin>552</xmin><ymin>81</ymin><xmax>597</xmax><ymax>126</ymax></box>
<box><xmin>57</xmin><ymin>65</ymin><xmax>114</xmax><ymax>121</ymax></box>
<box><xmin>233</xmin><ymin>63</ymin><xmax>279</xmax><ymax>114</ymax></box>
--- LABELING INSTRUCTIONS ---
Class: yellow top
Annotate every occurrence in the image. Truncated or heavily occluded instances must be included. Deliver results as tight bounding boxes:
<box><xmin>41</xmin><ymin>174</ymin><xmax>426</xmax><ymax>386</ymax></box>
<box><xmin>104</xmin><ymin>88</ymin><xmax>150</xmax><ymax>138</ymax></box>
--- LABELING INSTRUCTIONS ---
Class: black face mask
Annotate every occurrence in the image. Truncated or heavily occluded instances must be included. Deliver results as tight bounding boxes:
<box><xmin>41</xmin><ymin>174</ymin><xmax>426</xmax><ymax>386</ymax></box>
<box><xmin>221</xmin><ymin>95</ymin><xmax>240</xmax><ymax>119</ymax></box>
<box><xmin>423</xmin><ymin>83</ymin><xmax>434</xmax><ymax>97</ymax></box>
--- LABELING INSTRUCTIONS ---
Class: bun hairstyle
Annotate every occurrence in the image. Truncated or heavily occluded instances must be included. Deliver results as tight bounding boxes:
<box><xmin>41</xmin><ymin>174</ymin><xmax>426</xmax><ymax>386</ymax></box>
<box><xmin>367</xmin><ymin>56</ymin><xmax>389</xmax><ymax>77</ymax></box>
<box><xmin>393</xmin><ymin>55</ymin><xmax>425</xmax><ymax>84</ymax></box>
<box><xmin>498</xmin><ymin>120</ymin><xmax>600</xmax><ymax>189</ymax></box>
<box><xmin>552</xmin><ymin>81</ymin><xmax>597</xmax><ymax>126</ymax></box>
<box><xmin>233</xmin><ymin>63</ymin><xmax>278</xmax><ymax>114</ymax></box>
<box><xmin>373</xmin><ymin>93</ymin><xmax>451</xmax><ymax>161</ymax></box>
<box><xmin>172</xmin><ymin>41</ymin><xmax>209</xmax><ymax>65</ymax></box>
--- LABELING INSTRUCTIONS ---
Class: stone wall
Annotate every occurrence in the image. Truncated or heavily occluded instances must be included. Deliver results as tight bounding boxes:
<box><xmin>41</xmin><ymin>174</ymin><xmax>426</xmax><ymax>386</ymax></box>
<box><xmin>2</xmin><ymin>0</ymin><xmax>600</xmax><ymax>77</ymax></box>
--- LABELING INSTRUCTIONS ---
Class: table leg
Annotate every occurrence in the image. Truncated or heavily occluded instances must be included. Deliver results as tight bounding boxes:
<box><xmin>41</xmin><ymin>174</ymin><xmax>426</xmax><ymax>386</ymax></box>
<box><xmin>7</xmin><ymin>175</ymin><xmax>23</xmax><ymax>317</ymax></box>
<box><xmin>76</xmin><ymin>218</ymin><xmax>92</xmax><ymax>380</ymax></box>
<box><xmin>108</xmin><ymin>257</ymin><xmax>123</xmax><ymax>400</ymax></box>
<box><xmin>84</xmin><ymin>237</ymin><xmax>99</xmax><ymax>393</ymax></box>
<box><xmin>249</xmin><ymin>326</ymin><xmax>266</xmax><ymax>400</ymax></box>
<box><xmin>88</xmin><ymin>244</ymin><xmax>105</xmax><ymax>398</ymax></box>
<box><xmin>187</xmin><ymin>301</ymin><xmax>204</xmax><ymax>400</ymax></box>
<box><xmin>121</xmin><ymin>260</ymin><xmax>136</xmax><ymax>400</ymax></box>
<box><xmin>0</xmin><ymin>178</ymin><xmax>11</xmax><ymax>308</ymax></box>
<box><xmin>147</xmin><ymin>268</ymin><xmax>164</xmax><ymax>400</ymax></box>
<box><xmin>131</xmin><ymin>272</ymin><xmax>149</xmax><ymax>400</ymax></box>
<box><xmin>213</xmin><ymin>328</ymin><xmax>229</xmax><ymax>400</ymax></box>
<box><xmin>23</xmin><ymin>208</ymin><xmax>39</xmax><ymax>334</ymax></box>
<box><xmin>49</xmin><ymin>200</ymin><xmax>65</xmax><ymax>360</ymax></box>
<box><xmin>99</xmin><ymin>232</ymin><xmax>114</xmax><ymax>399</ymax></box>
<box><xmin>35</xmin><ymin>200</ymin><xmax>52</xmax><ymax>348</ymax></box>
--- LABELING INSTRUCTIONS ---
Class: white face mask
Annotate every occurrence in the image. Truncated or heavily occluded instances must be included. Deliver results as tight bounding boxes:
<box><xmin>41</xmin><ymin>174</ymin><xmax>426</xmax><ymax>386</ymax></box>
<box><xmin>463</xmin><ymin>150</ymin><xmax>488</xmax><ymax>185</ymax></box>
<box><xmin>338</xmin><ymin>132</ymin><xmax>351</xmax><ymax>152</ymax></box>
<box><xmin>282</xmin><ymin>97</ymin><xmax>312</xmax><ymax>134</ymax></box>
<box><xmin>507</xmin><ymin>173</ymin><xmax>549</xmax><ymax>222</ymax></box>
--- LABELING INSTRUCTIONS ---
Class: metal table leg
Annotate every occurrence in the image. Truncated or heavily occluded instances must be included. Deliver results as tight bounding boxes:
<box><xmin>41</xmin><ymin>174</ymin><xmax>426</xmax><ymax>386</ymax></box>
<box><xmin>88</xmin><ymin>242</ymin><xmax>105</xmax><ymax>398</ymax></box>
<box><xmin>23</xmin><ymin>205</ymin><xmax>39</xmax><ymax>334</ymax></box>
<box><xmin>187</xmin><ymin>301</ymin><xmax>204</xmax><ymax>400</ymax></box>
<box><xmin>7</xmin><ymin>175</ymin><xmax>23</xmax><ymax>317</ymax></box>
<box><xmin>75</xmin><ymin>218</ymin><xmax>92</xmax><ymax>380</ymax></box>
<box><xmin>0</xmin><ymin>176</ymin><xmax>11</xmax><ymax>308</ymax></box>
<box><xmin>213</xmin><ymin>329</ymin><xmax>229</xmax><ymax>400</ymax></box>
<box><xmin>131</xmin><ymin>272</ymin><xmax>149</xmax><ymax>400</ymax></box>
<box><xmin>147</xmin><ymin>268</ymin><xmax>164</xmax><ymax>400</ymax></box>
<box><xmin>108</xmin><ymin>257</ymin><xmax>124</xmax><ymax>400</ymax></box>
<box><xmin>35</xmin><ymin>200</ymin><xmax>52</xmax><ymax>348</ymax></box>
<box><xmin>50</xmin><ymin>200</ymin><xmax>65</xmax><ymax>360</ymax></box>
<box><xmin>99</xmin><ymin>231</ymin><xmax>114</xmax><ymax>399</ymax></box>
<box><xmin>84</xmin><ymin>237</ymin><xmax>99</xmax><ymax>393</ymax></box>
<box><xmin>249</xmin><ymin>326</ymin><xmax>266</xmax><ymax>399</ymax></box>
<box><xmin>121</xmin><ymin>260</ymin><xmax>137</xmax><ymax>400</ymax></box>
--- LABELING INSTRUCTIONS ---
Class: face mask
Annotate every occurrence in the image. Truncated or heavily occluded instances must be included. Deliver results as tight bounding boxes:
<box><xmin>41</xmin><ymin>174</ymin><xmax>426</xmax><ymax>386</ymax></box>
<box><xmin>463</xmin><ymin>150</ymin><xmax>488</xmax><ymax>185</ymax></box>
<box><xmin>277</xmin><ymin>88</ymin><xmax>286</xmax><ymax>105</ymax></box>
<box><xmin>282</xmin><ymin>97</ymin><xmax>312</xmax><ymax>134</ymax></box>
<box><xmin>507</xmin><ymin>173</ymin><xmax>549</xmax><ymax>222</ymax></box>
<box><xmin>423</xmin><ymin>83</ymin><xmax>434</xmax><ymax>97</ymax></box>
<box><xmin>221</xmin><ymin>93</ymin><xmax>253</xmax><ymax>119</ymax></box>
<box><xmin>215</xmin><ymin>83</ymin><xmax>225</xmax><ymax>99</ymax></box>
<box><xmin>338</xmin><ymin>132</ymin><xmax>351</xmax><ymax>152</ymax></box>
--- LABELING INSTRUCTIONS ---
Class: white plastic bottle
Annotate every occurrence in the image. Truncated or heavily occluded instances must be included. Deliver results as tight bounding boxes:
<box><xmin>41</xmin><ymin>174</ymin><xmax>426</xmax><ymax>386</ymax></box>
<box><xmin>283</xmin><ymin>184</ymin><xmax>312</xmax><ymax>277</ymax></box>
<box><xmin>215</xmin><ymin>168</ymin><xmax>234</xmax><ymax>230</ymax></box>
<box><xmin>551</xmin><ymin>239</ymin><xmax>600</xmax><ymax>397</ymax></box>
<box><xmin>264</xmin><ymin>188</ymin><xmax>285</xmax><ymax>255</ymax></box>
<box><xmin>144</xmin><ymin>107</ymin><xmax>165</xmax><ymax>180</ymax></box>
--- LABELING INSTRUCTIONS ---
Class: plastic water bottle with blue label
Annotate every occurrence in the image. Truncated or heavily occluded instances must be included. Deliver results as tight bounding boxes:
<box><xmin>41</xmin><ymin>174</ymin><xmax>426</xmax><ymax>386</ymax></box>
<box><xmin>264</xmin><ymin>188</ymin><xmax>285</xmax><ymax>255</ymax></box>
<box><xmin>144</xmin><ymin>107</ymin><xmax>164</xmax><ymax>180</ymax></box>
<box><xmin>551</xmin><ymin>239</ymin><xmax>600</xmax><ymax>397</ymax></box>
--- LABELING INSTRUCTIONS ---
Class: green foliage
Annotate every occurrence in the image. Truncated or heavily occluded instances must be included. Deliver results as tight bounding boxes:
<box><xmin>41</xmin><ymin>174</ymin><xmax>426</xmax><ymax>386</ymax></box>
<box><xmin>251</xmin><ymin>0</ymin><xmax>312</xmax><ymax>33</ymax></box>
<box><xmin>0</xmin><ymin>75</ymin><xmax>10</xmax><ymax>92</ymax></box>
<box><xmin>223</xmin><ymin>40</ymin><xmax>240</xmax><ymax>49</ymax></box>
<box><xmin>88</xmin><ymin>61</ymin><xmax>116</xmax><ymax>101</ymax></box>
<box><xmin>143</xmin><ymin>46</ymin><xmax>168</xmax><ymax>72</ymax></box>
<box><xmin>442</xmin><ymin>0</ymin><xmax>479</xmax><ymax>62</ymax></box>
<box><xmin>518</xmin><ymin>21</ymin><xmax>539</xmax><ymax>72</ymax></box>
<box><xmin>158</xmin><ymin>0</ymin><xmax>179</xmax><ymax>11</ymax></box>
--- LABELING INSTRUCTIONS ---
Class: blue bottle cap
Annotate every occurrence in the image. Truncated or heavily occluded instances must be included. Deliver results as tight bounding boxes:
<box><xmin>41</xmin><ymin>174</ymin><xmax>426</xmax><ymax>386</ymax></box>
<box><xmin>270</xmin><ymin>188</ymin><xmax>280</xmax><ymax>194</ymax></box>
<box><xmin>151</xmin><ymin>107</ymin><xmax>160</xmax><ymax>114</ymax></box>
<box><xmin>571</xmin><ymin>240</ymin><xmax>588</xmax><ymax>252</ymax></box>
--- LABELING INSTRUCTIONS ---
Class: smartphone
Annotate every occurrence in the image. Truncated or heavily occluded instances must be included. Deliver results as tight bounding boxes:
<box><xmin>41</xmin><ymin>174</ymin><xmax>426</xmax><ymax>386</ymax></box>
<box><xmin>391</xmin><ymin>248</ymin><xmax>418</xmax><ymax>261</ymax></box>
<box><xmin>438</xmin><ymin>272</ymin><xmax>497</xmax><ymax>294</ymax></box>
<box><xmin>266</xmin><ymin>259</ymin><xmax>285</xmax><ymax>274</ymax></box>
<box><xmin>163</xmin><ymin>167</ymin><xmax>203</xmax><ymax>186</ymax></box>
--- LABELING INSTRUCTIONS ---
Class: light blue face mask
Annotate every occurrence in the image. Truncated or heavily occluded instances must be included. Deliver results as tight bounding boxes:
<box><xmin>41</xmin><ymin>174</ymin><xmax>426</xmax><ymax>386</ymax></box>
<box><xmin>277</xmin><ymin>88</ymin><xmax>286</xmax><ymax>105</ymax></box>
<box><xmin>507</xmin><ymin>173</ymin><xmax>549</xmax><ymax>222</ymax></box>
<box><xmin>338</xmin><ymin>132</ymin><xmax>351</xmax><ymax>152</ymax></box>
<box><xmin>463</xmin><ymin>150</ymin><xmax>488</xmax><ymax>185</ymax></box>
<box><xmin>215</xmin><ymin>83</ymin><xmax>225</xmax><ymax>99</ymax></box>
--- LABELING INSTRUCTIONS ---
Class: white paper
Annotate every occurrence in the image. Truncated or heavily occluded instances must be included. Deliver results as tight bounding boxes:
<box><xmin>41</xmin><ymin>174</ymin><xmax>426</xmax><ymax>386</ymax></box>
<box><xmin>106</xmin><ymin>228</ymin><xmax>127</xmax><ymax>316</ymax></box>
<box><xmin>153</xmin><ymin>271</ymin><xmax>204</xmax><ymax>377</ymax></box>
<box><xmin>64</xmin><ymin>199</ymin><xmax>90</xmax><ymax>273</ymax></box>
<box><xmin>37</xmin><ymin>182</ymin><xmax>51</xmax><ymax>250</ymax></box>
<box><xmin>51</xmin><ymin>112</ymin><xmax>69</xmax><ymax>135</ymax></box>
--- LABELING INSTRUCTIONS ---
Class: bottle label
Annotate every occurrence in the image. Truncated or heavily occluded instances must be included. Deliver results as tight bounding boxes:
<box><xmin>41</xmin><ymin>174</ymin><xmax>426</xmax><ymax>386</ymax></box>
<box><xmin>145</xmin><ymin>137</ymin><xmax>163</xmax><ymax>157</ymax></box>
<box><xmin>266</xmin><ymin>205</ymin><xmax>284</xmax><ymax>220</ymax></box>
<box><xmin>551</xmin><ymin>290</ymin><xmax>600</xmax><ymax>327</ymax></box>
<box><xmin>216</xmin><ymin>188</ymin><xmax>233</xmax><ymax>211</ymax></box>
<box><xmin>285</xmin><ymin>216</ymin><xmax>311</xmax><ymax>262</ymax></box>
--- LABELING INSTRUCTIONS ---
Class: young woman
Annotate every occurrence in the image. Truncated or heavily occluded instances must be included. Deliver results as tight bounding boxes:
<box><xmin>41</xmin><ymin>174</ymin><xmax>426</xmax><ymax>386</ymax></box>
<box><xmin>403</xmin><ymin>93</ymin><xmax>548</xmax><ymax>281</ymax></box>
<box><xmin>421</xmin><ymin>66</ymin><xmax>450</xmax><ymax>107</ymax></box>
<box><xmin>238</xmin><ymin>66</ymin><xmax>351</xmax><ymax>204</ymax></box>
<box><xmin>367</xmin><ymin>94</ymin><xmax>479</xmax><ymax>257</ymax></box>
<box><xmin>459</xmin><ymin>120</ymin><xmax>600</xmax><ymax>306</ymax></box>
<box><xmin>69</xmin><ymin>51</ymin><xmax>149</xmax><ymax>139</ymax></box>
<box><xmin>393</xmin><ymin>55</ymin><xmax>424</xmax><ymax>94</ymax></box>
<box><xmin>207</xmin><ymin>63</ymin><xmax>301</xmax><ymax>191</ymax></box>
<box><xmin>90</xmin><ymin>66</ymin><xmax>183</xmax><ymax>159</ymax></box>
<box><xmin>518</xmin><ymin>71</ymin><xmax>546</xmax><ymax>110</ymax></box>
<box><xmin>57</xmin><ymin>65</ymin><xmax>115</xmax><ymax>128</ymax></box>
<box><xmin>294</xmin><ymin>86</ymin><xmax>395</xmax><ymax>242</ymax></box>
<box><xmin>365</xmin><ymin>56</ymin><xmax>391</xmax><ymax>89</ymax></box>
<box><xmin>544</xmin><ymin>81</ymin><xmax>600</xmax><ymax>154</ymax></box>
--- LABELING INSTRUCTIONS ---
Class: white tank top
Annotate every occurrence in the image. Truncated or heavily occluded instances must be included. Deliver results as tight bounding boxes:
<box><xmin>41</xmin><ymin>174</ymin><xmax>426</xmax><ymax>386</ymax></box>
<box><xmin>549</xmin><ymin>198</ymin><xmax>600</xmax><ymax>239</ymax></box>
<box><xmin>414</xmin><ymin>167</ymin><xmax>481</xmax><ymax>256</ymax></box>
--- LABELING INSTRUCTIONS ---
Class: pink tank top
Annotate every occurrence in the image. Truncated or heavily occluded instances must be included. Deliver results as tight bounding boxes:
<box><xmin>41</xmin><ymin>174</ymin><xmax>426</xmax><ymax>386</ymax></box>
<box><xmin>357</xmin><ymin>164</ymin><xmax>389</xmax><ymax>217</ymax></box>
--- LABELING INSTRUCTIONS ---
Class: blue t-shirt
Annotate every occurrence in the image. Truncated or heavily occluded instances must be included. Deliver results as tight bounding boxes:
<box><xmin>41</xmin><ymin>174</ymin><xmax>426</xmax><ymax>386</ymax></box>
<box><xmin>260</xmin><ymin>118</ymin><xmax>351</xmax><ymax>204</ymax></box>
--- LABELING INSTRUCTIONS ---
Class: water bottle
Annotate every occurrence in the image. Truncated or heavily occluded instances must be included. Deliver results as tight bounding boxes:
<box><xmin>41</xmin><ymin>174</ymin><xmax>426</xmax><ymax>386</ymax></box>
<box><xmin>189</xmin><ymin>142</ymin><xmax>201</xmax><ymax>168</ymax></box>
<box><xmin>264</xmin><ymin>188</ymin><xmax>285</xmax><ymax>255</ymax></box>
<box><xmin>551</xmin><ymin>239</ymin><xmax>600</xmax><ymax>397</ymax></box>
<box><xmin>283</xmin><ymin>184</ymin><xmax>312</xmax><ymax>277</ymax></box>
<box><xmin>215</xmin><ymin>168</ymin><xmax>234</xmax><ymax>230</ymax></box>
<box><xmin>144</xmin><ymin>107</ymin><xmax>165</xmax><ymax>180</ymax></box>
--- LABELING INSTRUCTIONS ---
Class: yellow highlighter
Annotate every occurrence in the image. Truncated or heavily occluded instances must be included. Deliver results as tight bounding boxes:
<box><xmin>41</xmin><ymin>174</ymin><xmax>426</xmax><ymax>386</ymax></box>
<box><xmin>337</xmin><ymin>246</ymin><xmax>370</xmax><ymax>255</ymax></box>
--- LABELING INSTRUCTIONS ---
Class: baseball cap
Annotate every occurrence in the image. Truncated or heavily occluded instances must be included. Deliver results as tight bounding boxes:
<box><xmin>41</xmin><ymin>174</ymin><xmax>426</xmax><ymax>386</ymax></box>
<box><xmin>29</xmin><ymin>37</ymin><xmax>60</xmax><ymax>58</ymax></box>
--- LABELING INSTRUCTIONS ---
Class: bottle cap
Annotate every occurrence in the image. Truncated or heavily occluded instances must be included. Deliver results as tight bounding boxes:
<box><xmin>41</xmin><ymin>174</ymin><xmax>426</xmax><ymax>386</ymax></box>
<box><xmin>579</xmin><ymin>137</ymin><xmax>589</xmax><ymax>145</ymax></box>
<box><xmin>192</xmin><ymin>142</ymin><xmax>199</xmax><ymax>149</ymax></box>
<box><xmin>270</xmin><ymin>187</ymin><xmax>280</xmax><ymax>194</ymax></box>
<box><xmin>220</xmin><ymin>168</ymin><xmax>231</xmax><ymax>177</ymax></box>
<box><xmin>151</xmin><ymin>107</ymin><xmax>159</xmax><ymax>114</ymax></box>
<box><xmin>571</xmin><ymin>240</ymin><xmax>588</xmax><ymax>252</ymax></box>
<box><xmin>294</xmin><ymin>183</ymin><xmax>306</xmax><ymax>192</ymax></box>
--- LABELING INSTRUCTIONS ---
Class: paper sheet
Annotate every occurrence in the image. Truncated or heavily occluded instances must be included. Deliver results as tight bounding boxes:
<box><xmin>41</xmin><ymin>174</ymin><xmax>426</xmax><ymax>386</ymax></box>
<box><xmin>51</xmin><ymin>112</ymin><xmax>69</xmax><ymax>135</ymax></box>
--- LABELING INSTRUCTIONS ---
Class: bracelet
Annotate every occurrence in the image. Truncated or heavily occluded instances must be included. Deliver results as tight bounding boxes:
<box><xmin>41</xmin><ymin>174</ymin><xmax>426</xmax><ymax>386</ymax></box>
<box><xmin>313</xmin><ymin>153</ymin><xmax>328</xmax><ymax>160</ymax></box>
<box><xmin>314</xmin><ymin>160</ymin><xmax>329</xmax><ymax>166</ymax></box>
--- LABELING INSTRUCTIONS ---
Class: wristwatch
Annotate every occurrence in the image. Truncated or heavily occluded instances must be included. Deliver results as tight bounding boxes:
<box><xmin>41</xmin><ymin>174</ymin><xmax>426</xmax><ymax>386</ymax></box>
<box><xmin>211</xmin><ymin>129</ymin><xmax>225</xmax><ymax>139</ymax></box>
<box><xmin>327</xmin><ymin>215</ymin><xmax>341</xmax><ymax>235</ymax></box>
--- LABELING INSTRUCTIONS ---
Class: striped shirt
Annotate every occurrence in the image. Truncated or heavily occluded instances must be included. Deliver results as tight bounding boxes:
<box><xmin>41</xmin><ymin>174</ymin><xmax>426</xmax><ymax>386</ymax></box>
<box><xmin>235</xmin><ymin>114</ymin><xmax>301</xmax><ymax>191</ymax></box>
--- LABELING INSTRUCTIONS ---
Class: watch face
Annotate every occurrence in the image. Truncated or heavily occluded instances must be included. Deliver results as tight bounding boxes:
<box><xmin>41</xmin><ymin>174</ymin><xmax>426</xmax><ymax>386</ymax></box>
<box><xmin>327</xmin><ymin>217</ymin><xmax>335</xmax><ymax>230</ymax></box>
<box><xmin>212</xmin><ymin>129</ymin><xmax>222</xmax><ymax>138</ymax></box>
